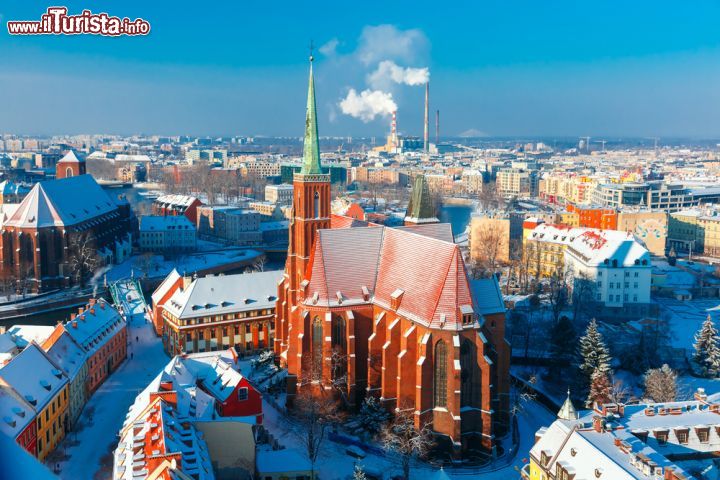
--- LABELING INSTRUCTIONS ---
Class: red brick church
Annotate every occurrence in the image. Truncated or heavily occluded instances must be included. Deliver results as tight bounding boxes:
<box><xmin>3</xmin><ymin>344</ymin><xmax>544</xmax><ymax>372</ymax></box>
<box><xmin>274</xmin><ymin>57</ymin><xmax>510</xmax><ymax>455</ymax></box>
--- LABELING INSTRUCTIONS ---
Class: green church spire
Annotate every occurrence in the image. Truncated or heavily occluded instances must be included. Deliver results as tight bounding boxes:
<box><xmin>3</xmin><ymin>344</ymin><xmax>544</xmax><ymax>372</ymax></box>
<box><xmin>405</xmin><ymin>174</ymin><xmax>439</xmax><ymax>224</ymax></box>
<box><xmin>300</xmin><ymin>56</ymin><xmax>322</xmax><ymax>175</ymax></box>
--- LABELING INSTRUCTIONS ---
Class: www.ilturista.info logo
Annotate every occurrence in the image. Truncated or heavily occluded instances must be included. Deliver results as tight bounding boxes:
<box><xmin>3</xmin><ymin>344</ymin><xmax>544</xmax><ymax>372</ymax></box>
<box><xmin>7</xmin><ymin>7</ymin><xmax>150</xmax><ymax>36</ymax></box>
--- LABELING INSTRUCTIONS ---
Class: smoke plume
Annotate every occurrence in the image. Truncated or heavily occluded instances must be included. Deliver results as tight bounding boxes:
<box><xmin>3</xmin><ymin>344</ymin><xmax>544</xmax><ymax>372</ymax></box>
<box><xmin>339</xmin><ymin>88</ymin><xmax>397</xmax><ymax>123</ymax></box>
<box><xmin>368</xmin><ymin>60</ymin><xmax>429</xmax><ymax>90</ymax></box>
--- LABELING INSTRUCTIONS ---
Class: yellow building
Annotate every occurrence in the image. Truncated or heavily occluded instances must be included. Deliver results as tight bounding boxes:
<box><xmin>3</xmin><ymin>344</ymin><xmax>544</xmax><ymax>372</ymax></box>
<box><xmin>523</xmin><ymin>222</ymin><xmax>581</xmax><ymax>278</ymax></box>
<box><xmin>0</xmin><ymin>343</ymin><xmax>69</xmax><ymax>460</ymax></box>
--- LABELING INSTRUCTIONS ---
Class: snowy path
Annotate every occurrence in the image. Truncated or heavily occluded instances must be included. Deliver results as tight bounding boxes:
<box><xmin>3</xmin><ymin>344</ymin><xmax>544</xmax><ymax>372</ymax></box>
<box><xmin>260</xmin><ymin>393</ymin><xmax>554</xmax><ymax>480</ymax></box>
<box><xmin>50</xmin><ymin>312</ymin><xmax>169</xmax><ymax>479</ymax></box>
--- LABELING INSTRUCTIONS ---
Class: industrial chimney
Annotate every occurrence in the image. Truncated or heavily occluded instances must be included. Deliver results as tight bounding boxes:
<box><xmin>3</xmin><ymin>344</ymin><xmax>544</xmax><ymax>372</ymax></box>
<box><xmin>391</xmin><ymin>110</ymin><xmax>398</xmax><ymax>150</ymax></box>
<box><xmin>435</xmin><ymin>109</ymin><xmax>440</xmax><ymax>145</ymax></box>
<box><xmin>423</xmin><ymin>82</ymin><xmax>429</xmax><ymax>153</ymax></box>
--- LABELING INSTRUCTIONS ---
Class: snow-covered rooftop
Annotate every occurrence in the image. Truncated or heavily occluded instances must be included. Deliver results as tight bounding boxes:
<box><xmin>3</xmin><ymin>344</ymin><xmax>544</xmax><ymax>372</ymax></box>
<box><xmin>163</xmin><ymin>270</ymin><xmax>282</xmax><ymax>320</ymax></box>
<box><xmin>64</xmin><ymin>299</ymin><xmax>125</xmax><ymax>355</ymax></box>
<box><xmin>0</xmin><ymin>343</ymin><xmax>68</xmax><ymax>413</ymax></box>
<box><xmin>4</xmin><ymin>174</ymin><xmax>119</xmax><ymax>228</ymax></box>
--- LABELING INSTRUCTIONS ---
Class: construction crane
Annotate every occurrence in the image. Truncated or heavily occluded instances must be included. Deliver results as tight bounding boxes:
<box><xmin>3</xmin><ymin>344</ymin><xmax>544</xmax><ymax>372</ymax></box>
<box><xmin>594</xmin><ymin>139</ymin><xmax>607</xmax><ymax>152</ymax></box>
<box><xmin>644</xmin><ymin>137</ymin><xmax>660</xmax><ymax>152</ymax></box>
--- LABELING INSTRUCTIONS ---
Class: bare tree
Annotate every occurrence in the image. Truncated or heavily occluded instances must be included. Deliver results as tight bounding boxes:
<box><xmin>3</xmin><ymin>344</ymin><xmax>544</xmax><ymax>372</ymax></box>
<box><xmin>643</xmin><ymin>364</ymin><xmax>678</xmax><ymax>403</ymax></box>
<box><xmin>293</xmin><ymin>389</ymin><xmax>344</xmax><ymax>479</ymax></box>
<box><xmin>478</xmin><ymin>182</ymin><xmax>504</xmax><ymax>212</ymax></box>
<box><xmin>68</xmin><ymin>232</ymin><xmax>99</xmax><ymax>288</ymax></box>
<box><xmin>252</xmin><ymin>255</ymin><xmax>267</xmax><ymax>273</ymax></box>
<box><xmin>571</xmin><ymin>270</ymin><xmax>596</xmax><ymax>322</ymax></box>
<box><xmin>381</xmin><ymin>407</ymin><xmax>435</xmax><ymax>480</ymax></box>
<box><xmin>547</xmin><ymin>267</ymin><xmax>572</xmax><ymax>324</ymax></box>
<box><xmin>609</xmin><ymin>376</ymin><xmax>631</xmax><ymax>404</ymax></box>
<box><xmin>470</xmin><ymin>221</ymin><xmax>507</xmax><ymax>278</ymax></box>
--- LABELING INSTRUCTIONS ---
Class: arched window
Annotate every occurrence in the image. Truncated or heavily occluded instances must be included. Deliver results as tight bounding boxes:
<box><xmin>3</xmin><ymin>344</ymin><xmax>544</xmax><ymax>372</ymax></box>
<box><xmin>434</xmin><ymin>340</ymin><xmax>447</xmax><ymax>408</ymax></box>
<box><xmin>312</xmin><ymin>316</ymin><xmax>323</xmax><ymax>377</ymax></box>
<box><xmin>313</xmin><ymin>191</ymin><xmax>320</xmax><ymax>218</ymax></box>
<box><xmin>331</xmin><ymin>315</ymin><xmax>346</xmax><ymax>351</ymax></box>
<box><xmin>460</xmin><ymin>340</ymin><xmax>475</xmax><ymax>407</ymax></box>
<box><xmin>65</xmin><ymin>166</ymin><xmax>73</xmax><ymax>178</ymax></box>
<box><xmin>331</xmin><ymin>315</ymin><xmax>347</xmax><ymax>380</ymax></box>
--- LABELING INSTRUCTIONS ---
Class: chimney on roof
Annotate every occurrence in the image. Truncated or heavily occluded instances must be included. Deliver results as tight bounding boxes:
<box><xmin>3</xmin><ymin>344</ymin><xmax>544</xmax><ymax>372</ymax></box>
<box><xmin>182</xmin><ymin>275</ymin><xmax>193</xmax><ymax>290</ymax></box>
<box><xmin>70</xmin><ymin>313</ymin><xmax>76</xmax><ymax>321</ymax></box>
<box><xmin>78</xmin><ymin>307</ymin><xmax>84</xmax><ymax>315</ymax></box>
<box><xmin>89</xmin><ymin>298</ymin><xmax>96</xmax><ymax>306</ymax></box>
<box><xmin>695</xmin><ymin>387</ymin><xmax>708</xmax><ymax>403</ymax></box>
<box><xmin>72</xmin><ymin>321</ymin><xmax>78</xmax><ymax>329</ymax></box>
<box><xmin>592</xmin><ymin>415</ymin><xmax>604</xmax><ymax>433</ymax></box>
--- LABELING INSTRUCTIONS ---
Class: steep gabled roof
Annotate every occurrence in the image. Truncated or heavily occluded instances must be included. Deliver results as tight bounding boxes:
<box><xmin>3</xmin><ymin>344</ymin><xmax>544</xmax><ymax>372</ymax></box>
<box><xmin>304</xmin><ymin>224</ymin><xmax>478</xmax><ymax>330</ymax></box>
<box><xmin>57</xmin><ymin>150</ymin><xmax>84</xmax><ymax>164</ymax></box>
<box><xmin>4</xmin><ymin>175</ymin><xmax>117</xmax><ymax>228</ymax></box>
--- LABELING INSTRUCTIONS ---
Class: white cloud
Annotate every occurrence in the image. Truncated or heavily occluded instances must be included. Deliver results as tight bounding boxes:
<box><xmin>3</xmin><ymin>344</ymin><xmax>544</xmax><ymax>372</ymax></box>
<box><xmin>355</xmin><ymin>25</ymin><xmax>428</xmax><ymax>66</ymax></box>
<box><xmin>367</xmin><ymin>60</ymin><xmax>429</xmax><ymax>90</ymax></box>
<box><xmin>339</xmin><ymin>88</ymin><xmax>397</xmax><ymax>123</ymax></box>
<box><xmin>319</xmin><ymin>38</ymin><xmax>339</xmax><ymax>57</ymax></box>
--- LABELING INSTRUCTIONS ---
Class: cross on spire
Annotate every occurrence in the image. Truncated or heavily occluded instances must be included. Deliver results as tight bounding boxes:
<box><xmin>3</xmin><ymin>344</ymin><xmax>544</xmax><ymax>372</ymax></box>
<box><xmin>309</xmin><ymin>39</ymin><xmax>315</xmax><ymax>62</ymax></box>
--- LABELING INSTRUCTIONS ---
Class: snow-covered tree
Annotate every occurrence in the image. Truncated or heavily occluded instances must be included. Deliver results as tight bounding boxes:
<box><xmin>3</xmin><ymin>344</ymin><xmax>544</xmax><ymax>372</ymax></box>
<box><xmin>358</xmin><ymin>396</ymin><xmax>391</xmax><ymax>435</ymax></box>
<box><xmin>586</xmin><ymin>369</ymin><xmax>612</xmax><ymax>407</ymax></box>
<box><xmin>381</xmin><ymin>408</ymin><xmax>434</xmax><ymax>480</ymax></box>
<box><xmin>693</xmin><ymin>315</ymin><xmax>720</xmax><ymax>378</ymax></box>
<box><xmin>643</xmin><ymin>364</ymin><xmax>678</xmax><ymax>403</ymax></box>
<box><xmin>353</xmin><ymin>464</ymin><xmax>368</xmax><ymax>480</ymax></box>
<box><xmin>578</xmin><ymin>319</ymin><xmax>612</xmax><ymax>386</ymax></box>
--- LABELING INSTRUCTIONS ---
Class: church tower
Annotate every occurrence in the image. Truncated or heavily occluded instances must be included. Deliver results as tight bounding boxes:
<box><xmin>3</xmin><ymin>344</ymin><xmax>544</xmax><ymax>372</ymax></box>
<box><xmin>275</xmin><ymin>55</ymin><xmax>331</xmax><ymax>397</ymax></box>
<box><xmin>56</xmin><ymin>150</ymin><xmax>86</xmax><ymax>179</ymax></box>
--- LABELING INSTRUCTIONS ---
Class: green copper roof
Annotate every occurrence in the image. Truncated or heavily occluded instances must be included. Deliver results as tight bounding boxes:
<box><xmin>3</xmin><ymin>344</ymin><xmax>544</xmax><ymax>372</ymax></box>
<box><xmin>406</xmin><ymin>174</ymin><xmax>437</xmax><ymax>221</ymax></box>
<box><xmin>300</xmin><ymin>61</ymin><xmax>322</xmax><ymax>175</ymax></box>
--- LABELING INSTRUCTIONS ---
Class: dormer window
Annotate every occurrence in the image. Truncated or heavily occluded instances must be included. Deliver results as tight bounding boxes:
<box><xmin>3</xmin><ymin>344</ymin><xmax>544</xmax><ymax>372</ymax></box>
<box><xmin>390</xmin><ymin>289</ymin><xmax>404</xmax><ymax>310</ymax></box>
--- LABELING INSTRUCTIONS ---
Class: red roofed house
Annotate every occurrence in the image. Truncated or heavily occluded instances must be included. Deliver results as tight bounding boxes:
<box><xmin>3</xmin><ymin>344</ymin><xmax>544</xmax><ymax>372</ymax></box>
<box><xmin>274</xmin><ymin>59</ymin><xmax>509</xmax><ymax>456</ymax></box>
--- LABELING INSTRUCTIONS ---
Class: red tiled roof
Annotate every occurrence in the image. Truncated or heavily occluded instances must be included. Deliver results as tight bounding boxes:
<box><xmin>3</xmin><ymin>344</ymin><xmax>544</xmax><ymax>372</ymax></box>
<box><xmin>304</xmin><ymin>224</ymin><xmax>476</xmax><ymax>330</ymax></box>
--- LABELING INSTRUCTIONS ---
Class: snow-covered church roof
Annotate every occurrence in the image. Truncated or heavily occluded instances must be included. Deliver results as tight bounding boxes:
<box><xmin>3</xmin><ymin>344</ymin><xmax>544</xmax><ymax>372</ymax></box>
<box><xmin>4</xmin><ymin>174</ymin><xmax>118</xmax><ymax>228</ymax></box>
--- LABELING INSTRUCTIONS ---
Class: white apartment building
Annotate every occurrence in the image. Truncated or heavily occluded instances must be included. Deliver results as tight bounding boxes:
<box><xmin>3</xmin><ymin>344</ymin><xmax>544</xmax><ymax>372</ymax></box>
<box><xmin>139</xmin><ymin>215</ymin><xmax>197</xmax><ymax>253</ymax></box>
<box><xmin>564</xmin><ymin>228</ymin><xmax>652</xmax><ymax>309</ymax></box>
<box><xmin>496</xmin><ymin>167</ymin><xmax>538</xmax><ymax>198</ymax></box>
<box><xmin>264</xmin><ymin>184</ymin><xmax>294</xmax><ymax>205</ymax></box>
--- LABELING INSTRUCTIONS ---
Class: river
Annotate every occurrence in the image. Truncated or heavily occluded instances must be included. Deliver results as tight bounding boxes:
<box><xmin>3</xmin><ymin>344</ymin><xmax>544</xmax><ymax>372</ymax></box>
<box><xmin>439</xmin><ymin>203</ymin><xmax>475</xmax><ymax>237</ymax></box>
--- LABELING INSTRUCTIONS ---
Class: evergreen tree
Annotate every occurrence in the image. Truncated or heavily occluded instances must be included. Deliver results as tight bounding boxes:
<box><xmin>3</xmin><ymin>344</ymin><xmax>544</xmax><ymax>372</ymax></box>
<box><xmin>643</xmin><ymin>364</ymin><xmax>678</xmax><ymax>403</ymax></box>
<box><xmin>358</xmin><ymin>396</ymin><xmax>391</xmax><ymax>435</ymax></box>
<box><xmin>578</xmin><ymin>319</ymin><xmax>612</xmax><ymax>387</ymax></box>
<box><xmin>548</xmin><ymin>316</ymin><xmax>577</xmax><ymax>378</ymax></box>
<box><xmin>693</xmin><ymin>315</ymin><xmax>720</xmax><ymax>378</ymax></box>
<box><xmin>586</xmin><ymin>369</ymin><xmax>611</xmax><ymax>407</ymax></box>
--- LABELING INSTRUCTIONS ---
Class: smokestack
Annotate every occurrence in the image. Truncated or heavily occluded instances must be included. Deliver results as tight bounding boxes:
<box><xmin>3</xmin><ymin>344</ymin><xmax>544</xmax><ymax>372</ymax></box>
<box><xmin>391</xmin><ymin>110</ymin><xmax>398</xmax><ymax>149</ymax></box>
<box><xmin>435</xmin><ymin>109</ymin><xmax>439</xmax><ymax>145</ymax></box>
<box><xmin>423</xmin><ymin>82</ymin><xmax>429</xmax><ymax>153</ymax></box>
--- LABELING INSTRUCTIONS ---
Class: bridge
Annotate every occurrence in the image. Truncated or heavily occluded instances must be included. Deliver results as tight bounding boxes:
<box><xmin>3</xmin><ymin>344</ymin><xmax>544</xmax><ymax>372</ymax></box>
<box><xmin>109</xmin><ymin>278</ymin><xmax>148</xmax><ymax>322</ymax></box>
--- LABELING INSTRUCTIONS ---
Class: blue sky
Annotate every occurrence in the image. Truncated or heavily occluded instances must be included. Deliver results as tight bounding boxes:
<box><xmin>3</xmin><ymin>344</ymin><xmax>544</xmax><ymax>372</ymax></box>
<box><xmin>2</xmin><ymin>1</ymin><xmax>720</xmax><ymax>137</ymax></box>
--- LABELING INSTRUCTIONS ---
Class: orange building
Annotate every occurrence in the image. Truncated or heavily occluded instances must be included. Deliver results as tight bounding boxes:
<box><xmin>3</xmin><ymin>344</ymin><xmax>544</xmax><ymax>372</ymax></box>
<box><xmin>150</xmin><ymin>269</ymin><xmax>184</xmax><ymax>336</ymax></box>
<box><xmin>274</xmin><ymin>59</ymin><xmax>509</xmax><ymax>456</ymax></box>
<box><xmin>65</xmin><ymin>298</ymin><xmax>127</xmax><ymax>394</ymax></box>
<box><xmin>566</xmin><ymin>204</ymin><xmax>618</xmax><ymax>230</ymax></box>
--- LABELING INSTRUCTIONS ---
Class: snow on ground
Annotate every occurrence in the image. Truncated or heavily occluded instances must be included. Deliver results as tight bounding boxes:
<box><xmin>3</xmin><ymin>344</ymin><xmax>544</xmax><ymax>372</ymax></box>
<box><xmin>50</xmin><ymin>311</ymin><xmax>169</xmax><ymax>479</ymax></box>
<box><xmin>655</xmin><ymin>297</ymin><xmax>720</xmax><ymax>353</ymax></box>
<box><xmin>258</xmin><ymin>379</ymin><xmax>554</xmax><ymax>480</ymax></box>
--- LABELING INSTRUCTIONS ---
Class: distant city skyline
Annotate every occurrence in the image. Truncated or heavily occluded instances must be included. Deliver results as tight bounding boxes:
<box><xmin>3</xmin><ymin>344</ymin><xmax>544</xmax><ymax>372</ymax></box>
<box><xmin>2</xmin><ymin>1</ymin><xmax>720</xmax><ymax>138</ymax></box>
